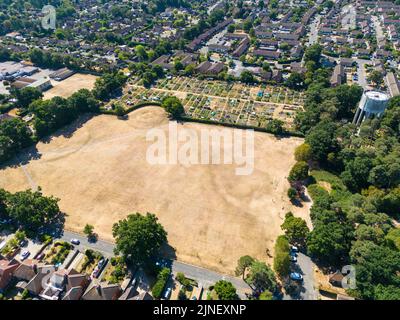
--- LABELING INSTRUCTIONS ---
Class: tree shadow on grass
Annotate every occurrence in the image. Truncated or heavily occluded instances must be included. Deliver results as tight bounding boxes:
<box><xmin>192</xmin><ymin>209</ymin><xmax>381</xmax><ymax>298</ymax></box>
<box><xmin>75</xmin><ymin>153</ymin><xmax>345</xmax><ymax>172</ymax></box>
<box><xmin>0</xmin><ymin>144</ymin><xmax>41</xmax><ymax>170</ymax></box>
<box><xmin>41</xmin><ymin>113</ymin><xmax>96</xmax><ymax>144</ymax></box>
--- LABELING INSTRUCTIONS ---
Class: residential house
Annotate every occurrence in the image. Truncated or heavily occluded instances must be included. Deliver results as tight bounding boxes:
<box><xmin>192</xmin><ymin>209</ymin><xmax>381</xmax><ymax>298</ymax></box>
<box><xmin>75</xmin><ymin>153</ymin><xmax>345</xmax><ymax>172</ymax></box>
<box><xmin>253</xmin><ymin>49</ymin><xmax>280</xmax><ymax>60</ymax></box>
<box><xmin>0</xmin><ymin>259</ymin><xmax>20</xmax><ymax>293</ymax></box>
<box><xmin>386</xmin><ymin>72</ymin><xmax>400</xmax><ymax>97</ymax></box>
<box><xmin>82</xmin><ymin>280</ymin><xmax>122</xmax><ymax>300</ymax></box>
<box><xmin>330</xmin><ymin>63</ymin><xmax>345</xmax><ymax>87</ymax></box>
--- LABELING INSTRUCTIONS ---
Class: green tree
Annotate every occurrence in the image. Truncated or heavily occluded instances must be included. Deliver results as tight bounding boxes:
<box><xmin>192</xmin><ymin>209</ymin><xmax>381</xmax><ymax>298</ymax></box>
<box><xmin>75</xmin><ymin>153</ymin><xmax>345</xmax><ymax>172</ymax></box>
<box><xmin>304</xmin><ymin>44</ymin><xmax>322</xmax><ymax>64</ymax></box>
<box><xmin>287</xmin><ymin>187</ymin><xmax>297</xmax><ymax>201</ymax></box>
<box><xmin>162</xmin><ymin>96</ymin><xmax>185</xmax><ymax>119</ymax></box>
<box><xmin>6</xmin><ymin>189</ymin><xmax>61</xmax><ymax>234</ymax></box>
<box><xmin>245</xmin><ymin>260</ymin><xmax>277</xmax><ymax>293</ymax></box>
<box><xmin>240</xmin><ymin>70</ymin><xmax>254</xmax><ymax>83</ymax></box>
<box><xmin>266</xmin><ymin>119</ymin><xmax>284</xmax><ymax>135</ymax></box>
<box><xmin>235</xmin><ymin>255</ymin><xmax>255</xmax><ymax>279</ymax></box>
<box><xmin>305</xmin><ymin>120</ymin><xmax>337</xmax><ymax>162</ymax></box>
<box><xmin>386</xmin><ymin>228</ymin><xmax>400</xmax><ymax>251</ymax></box>
<box><xmin>259</xmin><ymin>290</ymin><xmax>273</xmax><ymax>300</ymax></box>
<box><xmin>294</xmin><ymin>143</ymin><xmax>312</xmax><ymax>162</ymax></box>
<box><xmin>114</xmin><ymin>103</ymin><xmax>125</xmax><ymax>117</ymax></box>
<box><xmin>214</xmin><ymin>280</ymin><xmax>238</xmax><ymax>300</ymax></box>
<box><xmin>112</xmin><ymin>213</ymin><xmax>167</xmax><ymax>266</ymax></box>
<box><xmin>135</xmin><ymin>45</ymin><xmax>148</xmax><ymax>61</ymax></box>
<box><xmin>288</xmin><ymin>161</ymin><xmax>309</xmax><ymax>182</ymax></box>
<box><xmin>307</xmin><ymin>211</ymin><xmax>354</xmax><ymax>266</ymax></box>
<box><xmin>273</xmin><ymin>235</ymin><xmax>290</xmax><ymax>277</ymax></box>
<box><xmin>83</xmin><ymin>224</ymin><xmax>94</xmax><ymax>238</ymax></box>
<box><xmin>281</xmin><ymin>212</ymin><xmax>310</xmax><ymax>245</ymax></box>
<box><xmin>286</xmin><ymin>72</ymin><xmax>305</xmax><ymax>89</ymax></box>
<box><xmin>14</xmin><ymin>87</ymin><xmax>43</xmax><ymax>109</ymax></box>
<box><xmin>368</xmin><ymin>70</ymin><xmax>384</xmax><ymax>87</ymax></box>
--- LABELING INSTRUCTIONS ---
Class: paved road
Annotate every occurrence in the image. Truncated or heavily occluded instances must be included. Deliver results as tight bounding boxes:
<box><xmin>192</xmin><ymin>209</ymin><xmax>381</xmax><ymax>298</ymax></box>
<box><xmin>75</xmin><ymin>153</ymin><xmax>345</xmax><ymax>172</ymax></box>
<box><xmin>307</xmin><ymin>14</ymin><xmax>321</xmax><ymax>46</ymax></box>
<box><xmin>341</xmin><ymin>4</ymin><xmax>356</xmax><ymax>30</ymax></box>
<box><xmin>372</xmin><ymin>15</ymin><xmax>385</xmax><ymax>48</ymax></box>
<box><xmin>355</xmin><ymin>58</ymin><xmax>372</xmax><ymax>90</ymax></box>
<box><xmin>60</xmin><ymin>230</ymin><xmax>251</xmax><ymax>299</ymax></box>
<box><xmin>283</xmin><ymin>252</ymin><xmax>318</xmax><ymax>300</ymax></box>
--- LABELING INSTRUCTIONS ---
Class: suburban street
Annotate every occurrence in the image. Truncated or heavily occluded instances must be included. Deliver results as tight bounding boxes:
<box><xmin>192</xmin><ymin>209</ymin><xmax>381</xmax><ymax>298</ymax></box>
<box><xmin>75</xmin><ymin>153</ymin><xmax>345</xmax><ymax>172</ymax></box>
<box><xmin>341</xmin><ymin>4</ymin><xmax>356</xmax><ymax>30</ymax></box>
<box><xmin>372</xmin><ymin>15</ymin><xmax>385</xmax><ymax>48</ymax></box>
<box><xmin>355</xmin><ymin>58</ymin><xmax>371</xmax><ymax>90</ymax></box>
<box><xmin>60</xmin><ymin>230</ymin><xmax>252</xmax><ymax>299</ymax></box>
<box><xmin>307</xmin><ymin>14</ymin><xmax>321</xmax><ymax>46</ymax></box>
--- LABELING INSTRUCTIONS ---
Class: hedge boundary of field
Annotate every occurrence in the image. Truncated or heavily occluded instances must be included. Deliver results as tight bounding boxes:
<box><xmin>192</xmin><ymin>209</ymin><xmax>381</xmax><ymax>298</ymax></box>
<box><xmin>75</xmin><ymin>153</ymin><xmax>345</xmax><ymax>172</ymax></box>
<box><xmin>101</xmin><ymin>102</ymin><xmax>305</xmax><ymax>138</ymax></box>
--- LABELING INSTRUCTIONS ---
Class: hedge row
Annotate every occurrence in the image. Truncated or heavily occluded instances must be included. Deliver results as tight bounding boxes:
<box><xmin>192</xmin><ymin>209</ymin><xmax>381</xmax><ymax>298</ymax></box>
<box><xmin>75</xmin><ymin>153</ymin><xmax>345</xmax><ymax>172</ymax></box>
<box><xmin>100</xmin><ymin>102</ymin><xmax>305</xmax><ymax>138</ymax></box>
<box><xmin>180</xmin><ymin>116</ymin><xmax>305</xmax><ymax>138</ymax></box>
<box><xmin>152</xmin><ymin>267</ymin><xmax>170</xmax><ymax>299</ymax></box>
<box><xmin>100</xmin><ymin>101</ymin><xmax>162</xmax><ymax>116</ymax></box>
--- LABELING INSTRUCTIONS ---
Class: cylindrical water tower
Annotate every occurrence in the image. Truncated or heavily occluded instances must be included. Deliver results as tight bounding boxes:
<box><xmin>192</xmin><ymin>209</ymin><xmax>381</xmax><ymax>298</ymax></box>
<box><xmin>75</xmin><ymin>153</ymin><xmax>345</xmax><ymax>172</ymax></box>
<box><xmin>352</xmin><ymin>91</ymin><xmax>390</xmax><ymax>126</ymax></box>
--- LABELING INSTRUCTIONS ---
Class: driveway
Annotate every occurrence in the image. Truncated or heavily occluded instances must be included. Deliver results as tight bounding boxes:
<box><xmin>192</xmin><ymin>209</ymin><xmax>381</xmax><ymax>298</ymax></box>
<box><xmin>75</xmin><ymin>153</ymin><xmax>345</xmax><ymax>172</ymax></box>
<box><xmin>283</xmin><ymin>252</ymin><xmax>318</xmax><ymax>300</ymax></box>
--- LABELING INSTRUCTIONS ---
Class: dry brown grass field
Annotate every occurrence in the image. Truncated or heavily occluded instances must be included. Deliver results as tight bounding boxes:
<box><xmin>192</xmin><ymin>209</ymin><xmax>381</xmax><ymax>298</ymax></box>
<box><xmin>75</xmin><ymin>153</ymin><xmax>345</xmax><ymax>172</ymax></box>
<box><xmin>0</xmin><ymin>107</ymin><xmax>311</xmax><ymax>274</ymax></box>
<box><xmin>43</xmin><ymin>73</ymin><xmax>98</xmax><ymax>100</ymax></box>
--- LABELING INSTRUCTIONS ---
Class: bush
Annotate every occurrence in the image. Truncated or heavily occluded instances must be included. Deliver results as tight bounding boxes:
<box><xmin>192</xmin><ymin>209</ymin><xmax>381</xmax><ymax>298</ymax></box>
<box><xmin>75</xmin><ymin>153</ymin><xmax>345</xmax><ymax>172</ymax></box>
<box><xmin>287</xmin><ymin>187</ymin><xmax>297</xmax><ymax>201</ymax></box>
<box><xmin>288</xmin><ymin>161</ymin><xmax>309</xmax><ymax>182</ymax></box>
<box><xmin>273</xmin><ymin>235</ymin><xmax>290</xmax><ymax>277</ymax></box>
<box><xmin>295</xmin><ymin>143</ymin><xmax>312</xmax><ymax>162</ymax></box>
<box><xmin>176</xmin><ymin>272</ymin><xmax>191</xmax><ymax>288</ymax></box>
<box><xmin>179</xmin><ymin>288</ymin><xmax>188</xmax><ymax>300</ymax></box>
<box><xmin>152</xmin><ymin>267</ymin><xmax>170</xmax><ymax>299</ymax></box>
<box><xmin>162</xmin><ymin>96</ymin><xmax>185</xmax><ymax>119</ymax></box>
<box><xmin>214</xmin><ymin>280</ymin><xmax>238</xmax><ymax>300</ymax></box>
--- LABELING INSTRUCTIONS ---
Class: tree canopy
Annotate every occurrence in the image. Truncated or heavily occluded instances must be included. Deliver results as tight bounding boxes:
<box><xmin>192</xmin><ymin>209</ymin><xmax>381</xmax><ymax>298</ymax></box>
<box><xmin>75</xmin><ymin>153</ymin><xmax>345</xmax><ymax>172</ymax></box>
<box><xmin>214</xmin><ymin>280</ymin><xmax>239</xmax><ymax>300</ymax></box>
<box><xmin>112</xmin><ymin>212</ymin><xmax>167</xmax><ymax>266</ymax></box>
<box><xmin>162</xmin><ymin>96</ymin><xmax>185</xmax><ymax>119</ymax></box>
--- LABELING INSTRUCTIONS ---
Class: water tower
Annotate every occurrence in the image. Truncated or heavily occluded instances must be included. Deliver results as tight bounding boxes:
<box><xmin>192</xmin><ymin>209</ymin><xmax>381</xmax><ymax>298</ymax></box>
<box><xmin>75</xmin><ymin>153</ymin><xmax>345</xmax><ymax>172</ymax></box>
<box><xmin>352</xmin><ymin>91</ymin><xmax>390</xmax><ymax>126</ymax></box>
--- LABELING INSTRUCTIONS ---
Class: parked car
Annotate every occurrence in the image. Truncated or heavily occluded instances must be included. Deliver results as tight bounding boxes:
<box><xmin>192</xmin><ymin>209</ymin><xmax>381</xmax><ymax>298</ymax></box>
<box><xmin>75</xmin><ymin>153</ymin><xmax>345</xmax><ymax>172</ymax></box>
<box><xmin>290</xmin><ymin>272</ymin><xmax>303</xmax><ymax>282</ymax></box>
<box><xmin>36</xmin><ymin>253</ymin><xmax>45</xmax><ymax>261</ymax></box>
<box><xmin>163</xmin><ymin>287</ymin><xmax>172</xmax><ymax>300</ymax></box>
<box><xmin>19</xmin><ymin>239</ymin><xmax>28</xmax><ymax>247</ymax></box>
<box><xmin>70</xmin><ymin>239</ymin><xmax>80</xmax><ymax>245</ymax></box>
<box><xmin>20</xmin><ymin>251</ymin><xmax>30</xmax><ymax>261</ymax></box>
<box><xmin>97</xmin><ymin>258</ymin><xmax>106</xmax><ymax>269</ymax></box>
<box><xmin>290</xmin><ymin>255</ymin><xmax>297</xmax><ymax>263</ymax></box>
<box><xmin>290</xmin><ymin>245</ymin><xmax>299</xmax><ymax>253</ymax></box>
